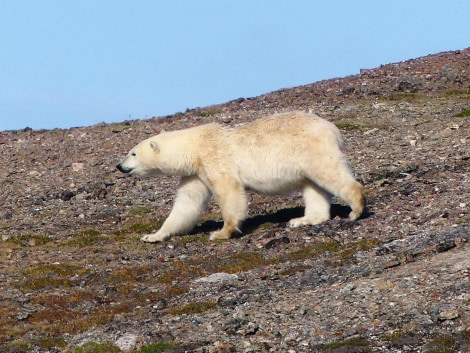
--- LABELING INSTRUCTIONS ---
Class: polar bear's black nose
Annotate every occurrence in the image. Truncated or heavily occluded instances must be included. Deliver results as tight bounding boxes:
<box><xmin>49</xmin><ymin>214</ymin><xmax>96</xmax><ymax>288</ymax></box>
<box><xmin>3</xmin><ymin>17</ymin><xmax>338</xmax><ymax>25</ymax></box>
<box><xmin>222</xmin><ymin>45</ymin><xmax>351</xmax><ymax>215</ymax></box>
<box><xmin>116</xmin><ymin>163</ymin><xmax>130</xmax><ymax>173</ymax></box>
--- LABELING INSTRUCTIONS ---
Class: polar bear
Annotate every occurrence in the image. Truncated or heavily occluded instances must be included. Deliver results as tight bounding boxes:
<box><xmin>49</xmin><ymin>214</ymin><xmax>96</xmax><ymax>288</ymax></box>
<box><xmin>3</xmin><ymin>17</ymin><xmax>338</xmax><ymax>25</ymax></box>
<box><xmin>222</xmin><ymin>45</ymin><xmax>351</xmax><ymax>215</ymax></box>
<box><xmin>116</xmin><ymin>111</ymin><xmax>364</xmax><ymax>242</ymax></box>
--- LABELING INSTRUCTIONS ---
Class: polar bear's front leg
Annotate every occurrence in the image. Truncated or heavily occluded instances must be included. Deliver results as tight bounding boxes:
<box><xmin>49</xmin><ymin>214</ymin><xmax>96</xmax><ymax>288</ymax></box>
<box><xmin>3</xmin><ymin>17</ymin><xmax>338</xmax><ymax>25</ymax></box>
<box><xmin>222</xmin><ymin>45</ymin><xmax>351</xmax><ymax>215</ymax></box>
<box><xmin>142</xmin><ymin>176</ymin><xmax>211</xmax><ymax>242</ymax></box>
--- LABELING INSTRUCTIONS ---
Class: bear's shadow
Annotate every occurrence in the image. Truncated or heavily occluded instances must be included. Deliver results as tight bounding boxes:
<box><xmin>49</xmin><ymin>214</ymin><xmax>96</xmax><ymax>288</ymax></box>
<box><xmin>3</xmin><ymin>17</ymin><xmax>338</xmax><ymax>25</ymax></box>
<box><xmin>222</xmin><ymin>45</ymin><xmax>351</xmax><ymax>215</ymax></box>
<box><xmin>191</xmin><ymin>203</ymin><xmax>360</xmax><ymax>237</ymax></box>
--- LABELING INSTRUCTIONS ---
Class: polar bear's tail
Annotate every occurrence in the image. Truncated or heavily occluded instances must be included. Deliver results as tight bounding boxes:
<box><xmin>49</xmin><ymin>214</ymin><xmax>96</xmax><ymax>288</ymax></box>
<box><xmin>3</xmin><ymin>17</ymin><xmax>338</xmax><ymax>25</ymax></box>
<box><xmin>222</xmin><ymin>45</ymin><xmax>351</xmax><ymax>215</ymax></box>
<box><xmin>333</xmin><ymin>126</ymin><xmax>345</xmax><ymax>151</ymax></box>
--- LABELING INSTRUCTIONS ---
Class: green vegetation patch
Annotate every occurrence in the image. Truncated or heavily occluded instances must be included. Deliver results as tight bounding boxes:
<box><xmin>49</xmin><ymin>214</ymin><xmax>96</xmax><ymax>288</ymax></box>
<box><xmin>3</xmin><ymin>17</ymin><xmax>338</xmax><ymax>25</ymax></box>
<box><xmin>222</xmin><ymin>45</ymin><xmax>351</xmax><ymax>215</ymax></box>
<box><xmin>107</xmin><ymin>265</ymin><xmax>152</xmax><ymax>283</ymax></box>
<box><xmin>65</xmin><ymin>341</ymin><xmax>121</xmax><ymax>353</ymax></box>
<box><xmin>333</xmin><ymin>238</ymin><xmax>381</xmax><ymax>262</ymax></box>
<box><xmin>217</xmin><ymin>251</ymin><xmax>269</xmax><ymax>273</ymax></box>
<box><xmin>130</xmin><ymin>206</ymin><xmax>153</xmax><ymax>216</ymax></box>
<box><xmin>65</xmin><ymin>228</ymin><xmax>105</xmax><ymax>247</ymax></box>
<box><xmin>20</xmin><ymin>263</ymin><xmax>90</xmax><ymax>291</ymax></box>
<box><xmin>423</xmin><ymin>331</ymin><xmax>470</xmax><ymax>353</ymax></box>
<box><xmin>169</xmin><ymin>301</ymin><xmax>217</xmax><ymax>315</ymax></box>
<box><xmin>197</xmin><ymin>109</ymin><xmax>219</xmax><ymax>117</ymax></box>
<box><xmin>337</xmin><ymin>122</ymin><xmax>362</xmax><ymax>131</ymax></box>
<box><xmin>454</xmin><ymin>108</ymin><xmax>470</xmax><ymax>117</ymax></box>
<box><xmin>385</xmin><ymin>92</ymin><xmax>420</xmax><ymax>101</ymax></box>
<box><xmin>279</xmin><ymin>264</ymin><xmax>312</xmax><ymax>276</ymax></box>
<box><xmin>321</xmin><ymin>337</ymin><xmax>370</xmax><ymax>351</ymax></box>
<box><xmin>132</xmin><ymin>342</ymin><xmax>175</xmax><ymax>353</ymax></box>
<box><xmin>445</xmin><ymin>87</ymin><xmax>470</xmax><ymax>96</ymax></box>
<box><xmin>5</xmin><ymin>234</ymin><xmax>52</xmax><ymax>247</ymax></box>
<box><xmin>178</xmin><ymin>234</ymin><xmax>209</xmax><ymax>244</ymax></box>
<box><xmin>287</xmin><ymin>240</ymin><xmax>341</xmax><ymax>261</ymax></box>
<box><xmin>153</xmin><ymin>238</ymin><xmax>380</xmax><ymax>287</ymax></box>
<box><xmin>0</xmin><ymin>342</ymin><xmax>31</xmax><ymax>353</ymax></box>
<box><xmin>425</xmin><ymin>334</ymin><xmax>457</xmax><ymax>353</ymax></box>
<box><xmin>115</xmin><ymin>221</ymin><xmax>164</xmax><ymax>236</ymax></box>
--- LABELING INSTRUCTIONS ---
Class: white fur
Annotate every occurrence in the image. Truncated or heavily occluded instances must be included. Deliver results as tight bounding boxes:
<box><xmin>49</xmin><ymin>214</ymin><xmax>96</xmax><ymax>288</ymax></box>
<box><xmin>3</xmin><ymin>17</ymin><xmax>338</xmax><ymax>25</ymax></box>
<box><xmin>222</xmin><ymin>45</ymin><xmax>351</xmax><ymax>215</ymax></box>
<box><xmin>117</xmin><ymin>111</ymin><xmax>364</xmax><ymax>242</ymax></box>
<box><xmin>141</xmin><ymin>176</ymin><xmax>211</xmax><ymax>242</ymax></box>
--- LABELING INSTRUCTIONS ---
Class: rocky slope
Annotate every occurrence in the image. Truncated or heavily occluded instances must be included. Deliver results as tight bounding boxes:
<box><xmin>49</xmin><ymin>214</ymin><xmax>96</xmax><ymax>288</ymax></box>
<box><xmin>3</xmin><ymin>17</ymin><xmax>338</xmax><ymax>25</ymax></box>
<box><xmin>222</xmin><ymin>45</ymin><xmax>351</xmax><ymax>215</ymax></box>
<box><xmin>1</xmin><ymin>48</ymin><xmax>470</xmax><ymax>352</ymax></box>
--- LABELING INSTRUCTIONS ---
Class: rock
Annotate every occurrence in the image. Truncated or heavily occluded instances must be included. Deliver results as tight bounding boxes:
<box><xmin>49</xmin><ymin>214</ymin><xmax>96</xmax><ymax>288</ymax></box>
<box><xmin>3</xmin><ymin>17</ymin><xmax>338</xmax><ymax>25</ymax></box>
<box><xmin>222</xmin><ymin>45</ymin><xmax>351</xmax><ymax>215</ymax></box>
<box><xmin>436</xmin><ymin>240</ymin><xmax>456</xmax><ymax>252</ymax></box>
<box><xmin>195</xmin><ymin>272</ymin><xmax>239</xmax><ymax>283</ymax></box>
<box><xmin>72</xmin><ymin>162</ymin><xmax>84</xmax><ymax>172</ymax></box>
<box><xmin>340</xmin><ymin>283</ymin><xmax>356</xmax><ymax>294</ymax></box>
<box><xmin>115</xmin><ymin>333</ymin><xmax>138</xmax><ymax>352</ymax></box>
<box><xmin>264</xmin><ymin>236</ymin><xmax>290</xmax><ymax>249</ymax></box>
<box><xmin>222</xmin><ymin>318</ymin><xmax>249</xmax><ymax>334</ymax></box>
<box><xmin>16</xmin><ymin>311</ymin><xmax>31</xmax><ymax>320</ymax></box>
<box><xmin>430</xmin><ymin>304</ymin><xmax>460</xmax><ymax>322</ymax></box>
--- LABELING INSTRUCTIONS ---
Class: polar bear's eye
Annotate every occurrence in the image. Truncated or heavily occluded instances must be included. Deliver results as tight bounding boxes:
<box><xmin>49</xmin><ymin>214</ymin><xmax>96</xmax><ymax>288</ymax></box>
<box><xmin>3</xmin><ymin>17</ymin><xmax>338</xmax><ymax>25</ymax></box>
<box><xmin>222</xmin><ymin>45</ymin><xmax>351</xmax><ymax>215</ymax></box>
<box><xmin>131</xmin><ymin>152</ymin><xmax>137</xmax><ymax>157</ymax></box>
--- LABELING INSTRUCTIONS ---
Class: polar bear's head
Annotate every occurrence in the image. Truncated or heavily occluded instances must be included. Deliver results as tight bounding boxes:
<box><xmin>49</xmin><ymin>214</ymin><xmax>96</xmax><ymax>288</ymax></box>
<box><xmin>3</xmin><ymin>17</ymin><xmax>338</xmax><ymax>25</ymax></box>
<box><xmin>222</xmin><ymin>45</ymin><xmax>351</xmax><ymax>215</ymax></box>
<box><xmin>116</xmin><ymin>137</ymin><xmax>163</xmax><ymax>177</ymax></box>
<box><xmin>117</xmin><ymin>129</ymin><xmax>199</xmax><ymax>177</ymax></box>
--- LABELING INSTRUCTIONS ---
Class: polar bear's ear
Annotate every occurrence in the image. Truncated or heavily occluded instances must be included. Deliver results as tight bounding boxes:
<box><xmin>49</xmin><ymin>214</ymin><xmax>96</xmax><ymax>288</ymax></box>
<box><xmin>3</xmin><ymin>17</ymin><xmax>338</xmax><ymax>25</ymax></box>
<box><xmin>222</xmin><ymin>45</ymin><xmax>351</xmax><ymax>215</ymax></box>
<box><xmin>150</xmin><ymin>141</ymin><xmax>159</xmax><ymax>152</ymax></box>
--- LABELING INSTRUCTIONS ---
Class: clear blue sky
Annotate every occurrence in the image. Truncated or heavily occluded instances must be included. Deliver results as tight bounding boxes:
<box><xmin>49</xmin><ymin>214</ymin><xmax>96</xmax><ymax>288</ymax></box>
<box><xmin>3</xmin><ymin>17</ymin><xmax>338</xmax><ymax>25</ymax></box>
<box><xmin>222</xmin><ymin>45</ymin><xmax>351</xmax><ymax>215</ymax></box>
<box><xmin>1</xmin><ymin>1</ymin><xmax>469</xmax><ymax>131</ymax></box>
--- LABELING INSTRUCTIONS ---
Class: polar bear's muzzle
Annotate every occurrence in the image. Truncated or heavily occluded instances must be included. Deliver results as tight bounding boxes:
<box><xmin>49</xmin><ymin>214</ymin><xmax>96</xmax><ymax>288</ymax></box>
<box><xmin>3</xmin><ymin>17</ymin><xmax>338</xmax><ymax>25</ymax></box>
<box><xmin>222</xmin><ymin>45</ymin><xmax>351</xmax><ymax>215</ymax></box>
<box><xmin>116</xmin><ymin>163</ymin><xmax>132</xmax><ymax>174</ymax></box>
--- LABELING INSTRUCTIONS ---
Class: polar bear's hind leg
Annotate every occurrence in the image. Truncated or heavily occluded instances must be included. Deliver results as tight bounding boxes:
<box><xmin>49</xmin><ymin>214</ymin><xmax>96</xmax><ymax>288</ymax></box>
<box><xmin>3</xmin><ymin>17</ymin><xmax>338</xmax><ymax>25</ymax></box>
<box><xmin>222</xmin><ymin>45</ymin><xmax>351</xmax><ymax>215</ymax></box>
<box><xmin>305</xmin><ymin>167</ymin><xmax>364</xmax><ymax>222</ymax></box>
<box><xmin>296</xmin><ymin>155</ymin><xmax>365</xmax><ymax>224</ymax></box>
<box><xmin>288</xmin><ymin>182</ymin><xmax>331</xmax><ymax>228</ymax></box>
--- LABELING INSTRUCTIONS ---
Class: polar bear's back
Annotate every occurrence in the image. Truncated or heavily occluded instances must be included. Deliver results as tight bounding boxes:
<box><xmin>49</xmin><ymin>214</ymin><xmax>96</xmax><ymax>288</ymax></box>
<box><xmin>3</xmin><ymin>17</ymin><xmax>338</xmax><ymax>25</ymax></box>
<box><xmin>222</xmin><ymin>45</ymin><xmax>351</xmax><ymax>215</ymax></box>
<box><xmin>232</xmin><ymin>111</ymin><xmax>343</xmax><ymax>152</ymax></box>
<box><xmin>223</xmin><ymin>111</ymin><xmax>347</xmax><ymax>194</ymax></box>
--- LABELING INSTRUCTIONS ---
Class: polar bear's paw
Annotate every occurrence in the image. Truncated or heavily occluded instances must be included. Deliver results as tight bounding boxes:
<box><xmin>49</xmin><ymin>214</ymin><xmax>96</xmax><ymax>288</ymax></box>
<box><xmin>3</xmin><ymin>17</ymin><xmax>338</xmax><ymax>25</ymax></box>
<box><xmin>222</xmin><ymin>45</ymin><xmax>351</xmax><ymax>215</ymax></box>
<box><xmin>141</xmin><ymin>231</ymin><xmax>171</xmax><ymax>242</ymax></box>
<box><xmin>209</xmin><ymin>230</ymin><xmax>232</xmax><ymax>241</ymax></box>
<box><xmin>288</xmin><ymin>216</ymin><xmax>328</xmax><ymax>228</ymax></box>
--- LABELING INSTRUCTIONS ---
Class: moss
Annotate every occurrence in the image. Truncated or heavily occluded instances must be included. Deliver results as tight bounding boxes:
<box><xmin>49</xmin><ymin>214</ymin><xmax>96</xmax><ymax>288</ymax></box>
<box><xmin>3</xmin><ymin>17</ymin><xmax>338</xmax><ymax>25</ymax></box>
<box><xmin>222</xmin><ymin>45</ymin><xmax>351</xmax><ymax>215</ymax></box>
<box><xmin>279</xmin><ymin>264</ymin><xmax>312</xmax><ymax>276</ymax></box>
<box><xmin>25</xmin><ymin>263</ymin><xmax>89</xmax><ymax>277</ymax></box>
<box><xmin>117</xmin><ymin>221</ymin><xmax>164</xmax><ymax>235</ymax></box>
<box><xmin>20</xmin><ymin>264</ymin><xmax>90</xmax><ymax>291</ymax></box>
<box><xmin>51</xmin><ymin>301</ymin><xmax>136</xmax><ymax>336</ymax></box>
<box><xmin>5</xmin><ymin>234</ymin><xmax>52</xmax><ymax>247</ymax></box>
<box><xmin>333</xmin><ymin>238</ymin><xmax>381</xmax><ymax>262</ymax></box>
<box><xmin>0</xmin><ymin>308</ymin><xmax>25</xmax><ymax>343</ymax></box>
<box><xmin>31</xmin><ymin>291</ymin><xmax>92</xmax><ymax>308</ymax></box>
<box><xmin>132</xmin><ymin>342</ymin><xmax>175</xmax><ymax>353</ymax></box>
<box><xmin>0</xmin><ymin>342</ymin><xmax>31</xmax><ymax>352</ymax></box>
<box><xmin>287</xmin><ymin>240</ymin><xmax>341</xmax><ymax>261</ymax></box>
<box><xmin>109</xmin><ymin>122</ymin><xmax>133</xmax><ymax>132</ymax></box>
<box><xmin>169</xmin><ymin>301</ymin><xmax>217</xmax><ymax>315</ymax></box>
<box><xmin>197</xmin><ymin>109</ymin><xmax>219</xmax><ymax>117</ymax></box>
<box><xmin>445</xmin><ymin>87</ymin><xmax>470</xmax><ymax>96</ymax></box>
<box><xmin>166</xmin><ymin>284</ymin><xmax>190</xmax><ymax>296</ymax></box>
<box><xmin>425</xmin><ymin>334</ymin><xmax>457</xmax><ymax>353</ymax></box>
<box><xmin>65</xmin><ymin>228</ymin><xmax>104</xmax><ymax>247</ymax></box>
<box><xmin>107</xmin><ymin>265</ymin><xmax>152</xmax><ymax>284</ymax></box>
<box><xmin>455</xmin><ymin>215</ymin><xmax>470</xmax><ymax>225</ymax></box>
<box><xmin>321</xmin><ymin>337</ymin><xmax>370</xmax><ymax>350</ymax></box>
<box><xmin>337</xmin><ymin>122</ymin><xmax>362</xmax><ymax>131</ymax></box>
<box><xmin>454</xmin><ymin>108</ymin><xmax>470</xmax><ymax>117</ymax></box>
<box><xmin>381</xmin><ymin>330</ymin><xmax>422</xmax><ymax>348</ymax></box>
<box><xmin>30</xmin><ymin>308</ymin><xmax>82</xmax><ymax>324</ymax></box>
<box><xmin>130</xmin><ymin>206</ymin><xmax>153</xmax><ymax>215</ymax></box>
<box><xmin>217</xmin><ymin>251</ymin><xmax>269</xmax><ymax>273</ymax></box>
<box><xmin>383</xmin><ymin>330</ymin><xmax>409</xmax><ymax>342</ymax></box>
<box><xmin>178</xmin><ymin>234</ymin><xmax>209</xmax><ymax>244</ymax></box>
<box><xmin>65</xmin><ymin>341</ymin><xmax>121</xmax><ymax>353</ymax></box>
<box><xmin>461</xmin><ymin>329</ymin><xmax>470</xmax><ymax>343</ymax></box>
<box><xmin>385</xmin><ymin>92</ymin><xmax>419</xmax><ymax>101</ymax></box>
<box><xmin>258</xmin><ymin>222</ymin><xmax>274</xmax><ymax>229</ymax></box>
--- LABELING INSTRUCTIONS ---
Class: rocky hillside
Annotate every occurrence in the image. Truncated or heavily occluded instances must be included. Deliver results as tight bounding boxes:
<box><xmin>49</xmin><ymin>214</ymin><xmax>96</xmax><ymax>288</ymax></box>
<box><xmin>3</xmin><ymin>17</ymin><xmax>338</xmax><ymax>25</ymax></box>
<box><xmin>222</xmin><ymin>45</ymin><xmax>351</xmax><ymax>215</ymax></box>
<box><xmin>1</xmin><ymin>48</ymin><xmax>470</xmax><ymax>352</ymax></box>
